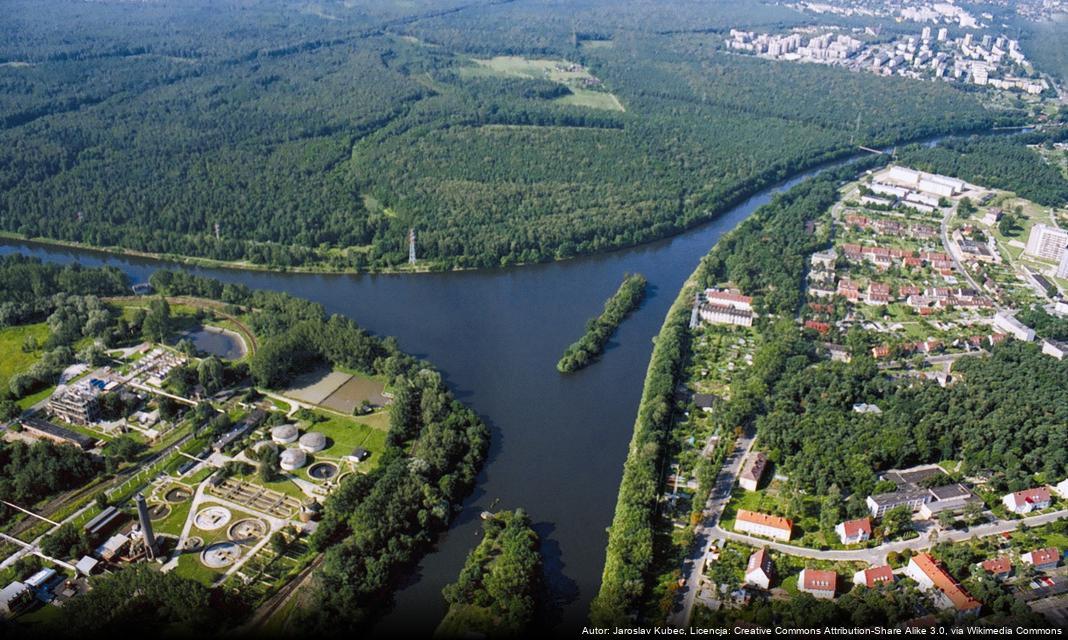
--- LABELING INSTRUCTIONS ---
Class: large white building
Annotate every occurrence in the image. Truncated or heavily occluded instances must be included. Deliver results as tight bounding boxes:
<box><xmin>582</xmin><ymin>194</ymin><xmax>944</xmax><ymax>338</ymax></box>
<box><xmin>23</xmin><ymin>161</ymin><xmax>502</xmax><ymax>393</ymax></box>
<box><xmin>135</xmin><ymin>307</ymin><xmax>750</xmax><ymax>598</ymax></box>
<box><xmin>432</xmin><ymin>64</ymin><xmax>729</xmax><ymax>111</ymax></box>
<box><xmin>993</xmin><ymin>311</ymin><xmax>1035</xmax><ymax>342</ymax></box>
<box><xmin>694</xmin><ymin>289</ymin><xmax>754</xmax><ymax>328</ymax></box>
<box><xmin>885</xmin><ymin>166</ymin><xmax>965</xmax><ymax>197</ymax></box>
<box><xmin>734</xmin><ymin>509</ymin><xmax>792</xmax><ymax>541</ymax></box>
<box><xmin>1025</xmin><ymin>224</ymin><xmax>1068</xmax><ymax>263</ymax></box>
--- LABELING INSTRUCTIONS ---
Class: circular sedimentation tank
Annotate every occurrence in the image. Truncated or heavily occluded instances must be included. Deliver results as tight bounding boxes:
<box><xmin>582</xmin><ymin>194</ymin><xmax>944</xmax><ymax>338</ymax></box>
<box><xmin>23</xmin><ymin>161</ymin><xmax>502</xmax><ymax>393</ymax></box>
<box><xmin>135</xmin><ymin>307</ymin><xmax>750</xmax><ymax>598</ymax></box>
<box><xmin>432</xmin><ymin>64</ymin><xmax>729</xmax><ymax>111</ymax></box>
<box><xmin>148</xmin><ymin>503</ymin><xmax>171</xmax><ymax>521</ymax></box>
<box><xmin>308</xmin><ymin>461</ymin><xmax>338</xmax><ymax>480</ymax></box>
<box><xmin>183</xmin><ymin>536</ymin><xmax>204</xmax><ymax>551</ymax></box>
<box><xmin>270</xmin><ymin>424</ymin><xmax>299</xmax><ymax>445</ymax></box>
<box><xmin>298</xmin><ymin>431</ymin><xmax>326</xmax><ymax>453</ymax></box>
<box><xmin>227</xmin><ymin>518</ymin><xmax>268</xmax><ymax>542</ymax></box>
<box><xmin>165</xmin><ymin>487</ymin><xmax>192</xmax><ymax>503</ymax></box>
<box><xmin>200</xmin><ymin>541</ymin><xmax>241</xmax><ymax>568</ymax></box>
<box><xmin>194</xmin><ymin>506</ymin><xmax>232</xmax><ymax>531</ymax></box>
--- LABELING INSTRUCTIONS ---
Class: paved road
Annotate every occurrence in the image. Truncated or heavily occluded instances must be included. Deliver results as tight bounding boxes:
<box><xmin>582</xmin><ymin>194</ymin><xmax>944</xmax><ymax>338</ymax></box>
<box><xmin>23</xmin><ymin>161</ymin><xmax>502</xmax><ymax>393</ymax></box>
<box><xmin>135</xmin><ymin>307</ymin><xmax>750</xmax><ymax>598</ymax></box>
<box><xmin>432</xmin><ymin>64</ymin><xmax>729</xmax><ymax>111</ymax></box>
<box><xmin>711</xmin><ymin>507</ymin><xmax>1068</xmax><ymax>565</ymax></box>
<box><xmin>667</xmin><ymin>429</ymin><xmax>756</xmax><ymax>627</ymax></box>
<box><xmin>940</xmin><ymin>205</ymin><xmax>993</xmax><ymax>304</ymax></box>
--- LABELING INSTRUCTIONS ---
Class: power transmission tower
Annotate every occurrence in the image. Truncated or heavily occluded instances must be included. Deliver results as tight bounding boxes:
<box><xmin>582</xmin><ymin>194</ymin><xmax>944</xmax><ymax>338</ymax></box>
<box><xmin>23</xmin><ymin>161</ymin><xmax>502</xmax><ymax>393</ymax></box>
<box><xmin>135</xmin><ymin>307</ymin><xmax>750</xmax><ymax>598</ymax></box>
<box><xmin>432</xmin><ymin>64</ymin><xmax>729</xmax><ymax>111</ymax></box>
<box><xmin>408</xmin><ymin>228</ymin><xmax>417</xmax><ymax>265</ymax></box>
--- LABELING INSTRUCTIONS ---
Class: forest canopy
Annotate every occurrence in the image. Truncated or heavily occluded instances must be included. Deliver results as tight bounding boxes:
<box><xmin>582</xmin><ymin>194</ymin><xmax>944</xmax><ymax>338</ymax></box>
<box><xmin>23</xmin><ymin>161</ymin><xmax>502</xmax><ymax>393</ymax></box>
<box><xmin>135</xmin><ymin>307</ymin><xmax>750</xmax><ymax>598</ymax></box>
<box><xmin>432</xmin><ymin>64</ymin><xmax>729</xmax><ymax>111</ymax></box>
<box><xmin>0</xmin><ymin>0</ymin><xmax>1005</xmax><ymax>271</ymax></box>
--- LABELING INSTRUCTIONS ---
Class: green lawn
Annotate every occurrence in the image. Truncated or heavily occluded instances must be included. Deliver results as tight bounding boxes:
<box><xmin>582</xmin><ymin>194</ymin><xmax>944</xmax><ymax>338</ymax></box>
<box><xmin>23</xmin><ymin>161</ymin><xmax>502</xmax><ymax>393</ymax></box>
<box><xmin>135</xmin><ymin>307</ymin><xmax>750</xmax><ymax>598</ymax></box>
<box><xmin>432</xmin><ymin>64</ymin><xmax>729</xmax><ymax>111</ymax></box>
<box><xmin>17</xmin><ymin>385</ymin><xmax>54</xmax><ymax>409</ymax></box>
<box><xmin>151</xmin><ymin>491</ymin><xmax>195</xmax><ymax>537</ymax></box>
<box><xmin>244</xmin><ymin>473</ymin><xmax>307</xmax><ymax>500</ymax></box>
<box><xmin>306</xmin><ymin>410</ymin><xmax>388</xmax><ymax>464</ymax></box>
<box><xmin>0</xmin><ymin>322</ymin><xmax>50</xmax><ymax>389</ymax></box>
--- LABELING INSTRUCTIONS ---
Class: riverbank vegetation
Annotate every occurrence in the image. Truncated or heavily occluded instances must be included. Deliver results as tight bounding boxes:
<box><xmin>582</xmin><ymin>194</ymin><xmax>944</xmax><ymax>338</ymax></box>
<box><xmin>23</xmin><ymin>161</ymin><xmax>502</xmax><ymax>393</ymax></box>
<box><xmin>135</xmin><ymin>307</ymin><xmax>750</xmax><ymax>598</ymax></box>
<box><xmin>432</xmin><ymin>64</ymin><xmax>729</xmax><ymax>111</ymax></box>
<box><xmin>589</xmin><ymin>275</ymin><xmax>696</xmax><ymax>625</ymax></box>
<box><xmin>148</xmin><ymin>269</ymin><xmax>490</xmax><ymax>633</ymax></box>
<box><xmin>0</xmin><ymin>1</ymin><xmax>1008</xmax><ymax>272</ymax></box>
<box><xmin>436</xmin><ymin>510</ymin><xmax>546</xmax><ymax>637</ymax></box>
<box><xmin>590</xmin><ymin>161</ymin><xmax>873</xmax><ymax>624</ymax></box>
<box><xmin>557</xmin><ymin>273</ymin><xmax>646</xmax><ymax>373</ymax></box>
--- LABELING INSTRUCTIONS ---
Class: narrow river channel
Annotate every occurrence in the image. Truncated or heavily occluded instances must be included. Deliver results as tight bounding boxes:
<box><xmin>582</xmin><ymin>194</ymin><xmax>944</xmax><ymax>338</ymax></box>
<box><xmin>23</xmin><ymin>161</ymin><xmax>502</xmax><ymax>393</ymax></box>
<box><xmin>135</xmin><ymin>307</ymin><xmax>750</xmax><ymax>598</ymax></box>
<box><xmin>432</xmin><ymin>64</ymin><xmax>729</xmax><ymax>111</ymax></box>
<box><xmin>0</xmin><ymin>150</ymin><xmax>905</xmax><ymax>633</ymax></box>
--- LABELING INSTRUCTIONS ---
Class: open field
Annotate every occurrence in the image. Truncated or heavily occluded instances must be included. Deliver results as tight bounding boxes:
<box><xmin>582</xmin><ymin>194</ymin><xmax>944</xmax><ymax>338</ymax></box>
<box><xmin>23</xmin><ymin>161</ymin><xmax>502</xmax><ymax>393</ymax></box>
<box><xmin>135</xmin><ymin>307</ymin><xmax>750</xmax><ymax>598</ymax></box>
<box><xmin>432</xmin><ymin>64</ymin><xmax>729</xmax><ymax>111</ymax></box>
<box><xmin>461</xmin><ymin>55</ymin><xmax>624</xmax><ymax>112</ymax></box>
<box><xmin>0</xmin><ymin>323</ymin><xmax>50</xmax><ymax>390</ymax></box>
<box><xmin>305</xmin><ymin>410</ymin><xmax>388</xmax><ymax>469</ymax></box>
<box><xmin>555</xmin><ymin>89</ymin><xmax>625</xmax><ymax>112</ymax></box>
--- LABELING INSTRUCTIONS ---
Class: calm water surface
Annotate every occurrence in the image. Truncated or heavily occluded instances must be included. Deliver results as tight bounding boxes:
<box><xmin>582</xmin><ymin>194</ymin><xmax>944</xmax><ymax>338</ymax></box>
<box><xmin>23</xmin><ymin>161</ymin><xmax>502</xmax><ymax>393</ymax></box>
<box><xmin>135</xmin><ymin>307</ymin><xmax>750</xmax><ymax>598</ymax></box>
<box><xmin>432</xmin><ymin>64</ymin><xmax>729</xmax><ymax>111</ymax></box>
<box><xmin>0</xmin><ymin>160</ymin><xmax>853</xmax><ymax>633</ymax></box>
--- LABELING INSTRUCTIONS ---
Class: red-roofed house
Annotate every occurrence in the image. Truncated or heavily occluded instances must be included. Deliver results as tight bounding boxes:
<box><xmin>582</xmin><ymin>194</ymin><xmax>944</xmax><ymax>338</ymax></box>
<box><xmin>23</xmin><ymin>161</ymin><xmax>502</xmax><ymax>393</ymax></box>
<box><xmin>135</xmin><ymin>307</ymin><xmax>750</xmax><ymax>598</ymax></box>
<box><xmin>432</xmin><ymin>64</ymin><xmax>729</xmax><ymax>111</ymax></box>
<box><xmin>853</xmin><ymin>565</ymin><xmax>895</xmax><ymax>589</ymax></box>
<box><xmin>744</xmin><ymin>548</ymin><xmax>774</xmax><ymax>590</ymax></box>
<box><xmin>734</xmin><ymin>510</ymin><xmax>793</xmax><ymax>541</ymax></box>
<box><xmin>704</xmin><ymin>289</ymin><xmax>753</xmax><ymax>311</ymax></box>
<box><xmin>804</xmin><ymin>320</ymin><xmax>831</xmax><ymax>334</ymax></box>
<box><xmin>979</xmin><ymin>557</ymin><xmax>1012</xmax><ymax>579</ymax></box>
<box><xmin>1022</xmin><ymin>548</ymin><xmax>1061</xmax><ymax>571</ymax></box>
<box><xmin>866</xmin><ymin>282</ymin><xmax>891</xmax><ymax>305</ymax></box>
<box><xmin>835</xmin><ymin>518</ymin><xmax>872</xmax><ymax>545</ymax></box>
<box><xmin>1002</xmin><ymin>487</ymin><xmax>1052</xmax><ymax>514</ymax></box>
<box><xmin>905</xmin><ymin>553</ymin><xmax>981</xmax><ymax>617</ymax></box>
<box><xmin>798</xmin><ymin>568</ymin><xmax>837</xmax><ymax>599</ymax></box>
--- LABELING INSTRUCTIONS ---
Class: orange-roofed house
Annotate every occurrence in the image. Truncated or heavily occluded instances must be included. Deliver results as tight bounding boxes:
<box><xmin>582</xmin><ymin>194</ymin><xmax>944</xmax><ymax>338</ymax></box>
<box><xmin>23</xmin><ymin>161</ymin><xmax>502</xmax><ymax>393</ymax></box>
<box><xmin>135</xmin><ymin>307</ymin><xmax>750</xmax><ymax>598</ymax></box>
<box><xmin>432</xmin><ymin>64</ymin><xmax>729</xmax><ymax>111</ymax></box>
<box><xmin>1022</xmin><ymin>547</ymin><xmax>1061</xmax><ymax>571</ymax></box>
<box><xmin>835</xmin><ymin>517</ymin><xmax>872</xmax><ymax>545</ymax></box>
<box><xmin>853</xmin><ymin>564</ymin><xmax>895</xmax><ymax>589</ymax></box>
<box><xmin>979</xmin><ymin>557</ymin><xmax>1012</xmax><ymax>580</ymax></box>
<box><xmin>798</xmin><ymin>568</ymin><xmax>837</xmax><ymax>599</ymax></box>
<box><xmin>905</xmin><ymin>553</ymin><xmax>981</xmax><ymax>617</ymax></box>
<box><xmin>734</xmin><ymin>509</ymin><xmax>793</xmax><ymax>541</ymax></box>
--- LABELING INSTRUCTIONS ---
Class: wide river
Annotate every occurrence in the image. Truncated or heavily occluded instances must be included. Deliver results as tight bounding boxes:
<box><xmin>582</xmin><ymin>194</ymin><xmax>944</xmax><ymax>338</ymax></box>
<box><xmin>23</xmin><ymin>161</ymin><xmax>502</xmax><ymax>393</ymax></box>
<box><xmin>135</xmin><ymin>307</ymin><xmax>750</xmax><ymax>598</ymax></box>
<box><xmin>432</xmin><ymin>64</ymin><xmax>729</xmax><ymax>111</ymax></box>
<box><xmin>0</xmin><ymin>155</ymin><xmax>865</xmax><ymax>632</ymax></box>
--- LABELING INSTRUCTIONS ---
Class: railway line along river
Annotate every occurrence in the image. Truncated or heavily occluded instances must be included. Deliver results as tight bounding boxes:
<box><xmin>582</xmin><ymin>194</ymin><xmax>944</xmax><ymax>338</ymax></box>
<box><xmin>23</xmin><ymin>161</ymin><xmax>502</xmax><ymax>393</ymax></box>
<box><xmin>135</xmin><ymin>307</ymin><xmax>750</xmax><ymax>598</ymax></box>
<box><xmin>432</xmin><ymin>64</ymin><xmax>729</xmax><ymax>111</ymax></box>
<box><xmin>0</xmin><ymin>147</ymin><xmax>941</xmax><ymax>634</ymax></box>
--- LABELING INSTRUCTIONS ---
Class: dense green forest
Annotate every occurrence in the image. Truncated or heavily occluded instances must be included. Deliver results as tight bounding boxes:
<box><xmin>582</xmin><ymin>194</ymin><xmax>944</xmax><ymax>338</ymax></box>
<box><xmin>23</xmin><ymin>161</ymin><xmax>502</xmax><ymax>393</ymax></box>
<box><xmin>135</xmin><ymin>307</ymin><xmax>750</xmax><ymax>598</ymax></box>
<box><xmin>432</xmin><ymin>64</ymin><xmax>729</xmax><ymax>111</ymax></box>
<box><xmin>1018</xmin><ymin>305</ymin><xmax>1068</xmax><ymax>341</ymax></box>
<box><xmin>0</xmin><ymin>440</ymin><xmax>100</xmax><ymax>508</ymax></box>
<box><xmin>437</xmin><ymin>509</ymin><xmax>546</xmax><ymax>637</ymax></box>
<box><xmin>757</xmin><ymin>341</ymin><xmax>1068</xmax><ymax>500</ymax></box>
<box><xmin>41</xmin><ymin>565</ymin><xmax>243</xmax><ymax>636</ymax></box>
<box><xmin>557</xmin><ymin>273</ymin><xmax>646</xmax><ymax>372</ymax></box>
<box><xmin>0</xmin><ymin>255</ymin><xmax>128</xmax><ymax>327</ymax></box>
<box><xmin>0</xmin><ymin>0</ymin><xmax>1007</xmax><ymax>270</ymax></box>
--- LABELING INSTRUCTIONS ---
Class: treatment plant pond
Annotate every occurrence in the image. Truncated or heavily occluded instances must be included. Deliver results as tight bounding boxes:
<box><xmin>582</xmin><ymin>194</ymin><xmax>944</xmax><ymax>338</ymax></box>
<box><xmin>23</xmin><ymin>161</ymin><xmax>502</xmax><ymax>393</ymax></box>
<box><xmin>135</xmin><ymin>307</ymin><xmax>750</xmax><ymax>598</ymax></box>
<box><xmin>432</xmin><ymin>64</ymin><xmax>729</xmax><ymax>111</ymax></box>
<box><xmin>178</xmin><ymin>325</ymin><xmax>247</xmax><ymax>360</ymax></box>
<box><xmin>0</xmin><ymin>155</ymin><xmax>878</xmax><ymax>633</ymax></box>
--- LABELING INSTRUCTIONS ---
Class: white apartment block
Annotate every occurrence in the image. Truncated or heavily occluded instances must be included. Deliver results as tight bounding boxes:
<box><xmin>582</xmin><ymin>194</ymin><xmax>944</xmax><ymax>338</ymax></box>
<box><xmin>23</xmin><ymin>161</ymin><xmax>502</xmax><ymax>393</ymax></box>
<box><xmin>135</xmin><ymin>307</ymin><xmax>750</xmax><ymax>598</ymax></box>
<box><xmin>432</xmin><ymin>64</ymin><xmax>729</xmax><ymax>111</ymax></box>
<box><xmin>1025</xmin><ymin>224</ymin><xmax>1068</xmax><ymax>263</ymax></box>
